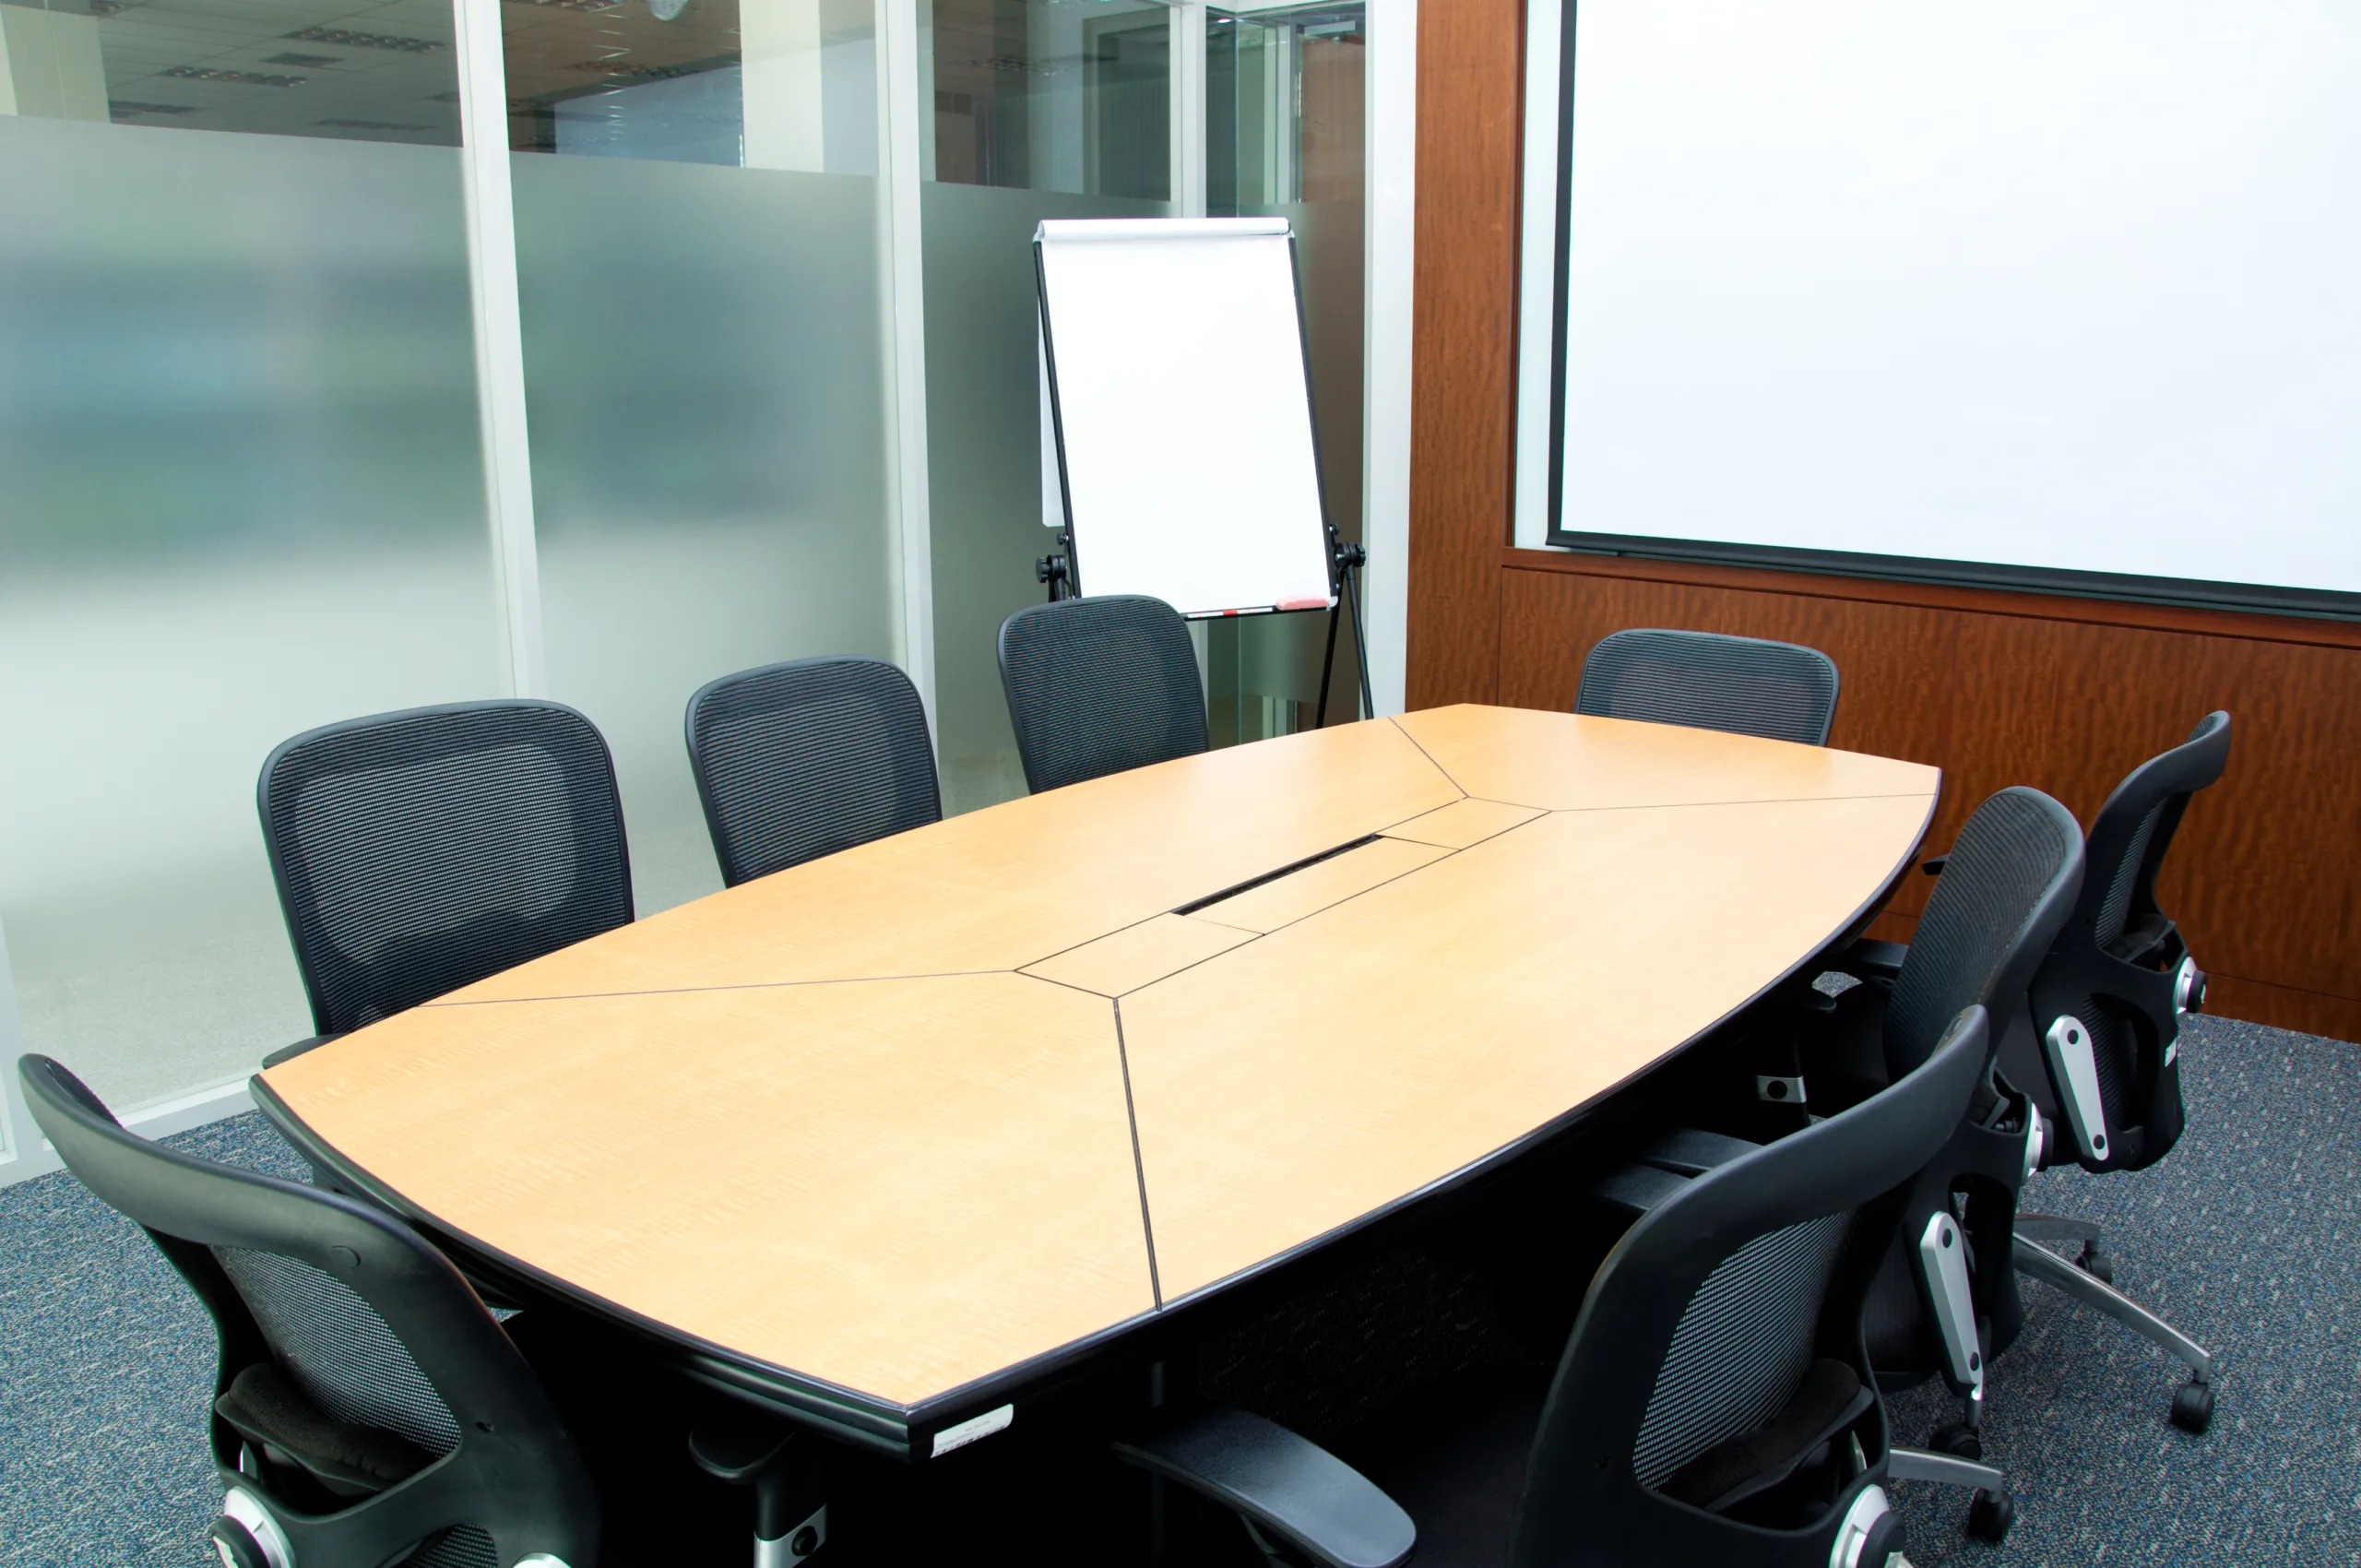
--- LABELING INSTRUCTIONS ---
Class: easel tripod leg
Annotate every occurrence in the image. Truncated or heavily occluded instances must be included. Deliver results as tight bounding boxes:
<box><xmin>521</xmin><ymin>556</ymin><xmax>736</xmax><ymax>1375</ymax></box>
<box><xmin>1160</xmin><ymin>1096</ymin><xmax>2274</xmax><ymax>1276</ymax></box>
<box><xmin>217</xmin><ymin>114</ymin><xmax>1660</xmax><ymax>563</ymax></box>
<box><xmin>1317</xmin><ymin>600</ymin><xmax>1342</xmax><ymax>727</ymax></box>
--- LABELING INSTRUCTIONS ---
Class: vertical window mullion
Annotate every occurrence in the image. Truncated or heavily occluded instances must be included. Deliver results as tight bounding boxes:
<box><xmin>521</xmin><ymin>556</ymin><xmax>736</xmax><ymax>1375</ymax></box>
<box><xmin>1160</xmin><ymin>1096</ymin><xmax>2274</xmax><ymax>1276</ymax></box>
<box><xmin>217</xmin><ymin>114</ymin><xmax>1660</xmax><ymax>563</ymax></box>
<box><xmin>454</xmin><ymin>0</ymin><xmax>547</xmax><ymax>698</ymax></box>
<box><xmin>880</xmin><ymin>0</ymin><xmax>939</xmax><ymax>730</ymax></box>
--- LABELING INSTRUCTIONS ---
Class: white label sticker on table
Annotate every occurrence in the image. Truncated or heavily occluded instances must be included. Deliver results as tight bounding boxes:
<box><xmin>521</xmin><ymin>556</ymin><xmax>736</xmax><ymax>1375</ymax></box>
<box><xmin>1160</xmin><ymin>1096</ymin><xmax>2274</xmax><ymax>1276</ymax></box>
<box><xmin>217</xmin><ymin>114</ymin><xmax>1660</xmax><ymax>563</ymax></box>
<box><xmin>931</xmin><ymin>1404</ymin><xmax>1014</xmax><ymax>1457</ymax></box>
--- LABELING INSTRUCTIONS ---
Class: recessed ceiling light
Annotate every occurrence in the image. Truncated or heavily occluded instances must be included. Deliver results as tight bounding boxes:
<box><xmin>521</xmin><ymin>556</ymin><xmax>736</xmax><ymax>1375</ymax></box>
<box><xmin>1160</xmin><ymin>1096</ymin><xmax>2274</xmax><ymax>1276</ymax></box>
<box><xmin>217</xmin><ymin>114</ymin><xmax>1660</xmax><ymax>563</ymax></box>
<box><xmin>285</xmin><ymin>26</ymin><xmax>446</xmax><ymax>53</ymax></box>
<box><xmin>161</xmin><ymin>65</ymin><xmax>307</xmax><ymax>86</ymax></box>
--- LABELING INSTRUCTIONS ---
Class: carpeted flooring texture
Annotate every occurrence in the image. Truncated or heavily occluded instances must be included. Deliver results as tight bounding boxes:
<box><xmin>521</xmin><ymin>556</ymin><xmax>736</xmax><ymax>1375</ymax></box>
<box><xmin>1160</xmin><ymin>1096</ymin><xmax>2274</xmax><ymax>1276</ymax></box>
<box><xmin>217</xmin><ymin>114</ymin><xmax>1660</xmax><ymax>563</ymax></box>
<box><xmin>0</xmin><ymin>1113</ymin><xmax>312</xmax><ymax>1567</ymax></box>
<box><xmin>1888</xmin><ymin>1015</ymin><xmax>2361</xmax><ymax>1566</ymax></box>
<box><xmin>3</xmin><ymin>1014</ymin><xmax>2356</xmax><ymax>1566</ymax></box>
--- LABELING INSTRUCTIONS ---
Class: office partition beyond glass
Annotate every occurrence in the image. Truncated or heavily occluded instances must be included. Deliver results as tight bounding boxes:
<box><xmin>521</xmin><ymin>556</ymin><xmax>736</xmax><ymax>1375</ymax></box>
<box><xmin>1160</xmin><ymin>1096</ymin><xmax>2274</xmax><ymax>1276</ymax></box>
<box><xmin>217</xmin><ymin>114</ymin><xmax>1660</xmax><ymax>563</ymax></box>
<box><xmin>1205</xmin><ymin>1</ymin><xmax>1365</xmax><ymax>745</ymax></box>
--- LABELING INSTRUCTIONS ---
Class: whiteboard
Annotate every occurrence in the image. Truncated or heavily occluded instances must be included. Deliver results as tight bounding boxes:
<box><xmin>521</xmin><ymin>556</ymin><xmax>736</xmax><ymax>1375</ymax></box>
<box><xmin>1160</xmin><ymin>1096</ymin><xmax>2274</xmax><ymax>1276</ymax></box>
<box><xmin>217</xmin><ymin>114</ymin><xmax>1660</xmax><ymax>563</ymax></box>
<box><xmin>1519</xmin><ymin>0</ymin><xmax>2361</xmax><ymax>616</ymax></box>
<box><xmin>1037</xmin><ymin>218</ymin><xmax>1336</xmax><ymax>619</ymax></box>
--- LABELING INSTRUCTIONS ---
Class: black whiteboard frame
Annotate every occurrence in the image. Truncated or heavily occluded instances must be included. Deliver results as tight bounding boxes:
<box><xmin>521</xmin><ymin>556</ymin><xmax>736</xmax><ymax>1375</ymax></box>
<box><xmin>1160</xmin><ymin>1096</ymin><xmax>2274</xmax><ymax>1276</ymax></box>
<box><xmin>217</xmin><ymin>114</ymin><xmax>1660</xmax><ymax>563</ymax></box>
<box><xmin>1034</xmin><ymin>224</ymin><xmax>1342</xmax><ymax>621</ymax></box>
<box><xmin>1536</xmin><ymin>0</ymin><xmax>2361</xmax><ymax>624</ymax></box>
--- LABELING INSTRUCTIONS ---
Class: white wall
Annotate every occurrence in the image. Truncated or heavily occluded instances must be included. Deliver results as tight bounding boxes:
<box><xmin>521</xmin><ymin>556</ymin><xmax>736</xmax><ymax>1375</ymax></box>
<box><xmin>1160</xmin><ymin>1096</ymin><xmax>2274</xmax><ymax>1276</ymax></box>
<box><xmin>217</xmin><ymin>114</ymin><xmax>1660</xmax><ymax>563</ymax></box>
<box><xmin>1361</xmin><ymin>0</ymin><xmax>1416</xmax><ymax>714</ymax></box>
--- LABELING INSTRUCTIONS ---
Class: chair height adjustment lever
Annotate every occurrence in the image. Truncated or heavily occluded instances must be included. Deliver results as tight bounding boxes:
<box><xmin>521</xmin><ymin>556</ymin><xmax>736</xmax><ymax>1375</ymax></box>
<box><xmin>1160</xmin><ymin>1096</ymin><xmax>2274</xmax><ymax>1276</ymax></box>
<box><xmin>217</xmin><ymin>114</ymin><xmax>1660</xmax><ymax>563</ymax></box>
<box><xmin>1917</xmin><ymin>1212</ymin><xmax>1985</xmax><ymax>1409</ymax></box>
<box><xmin>2042</xmin><ymin>1015</ymin><xmax>2111</xmax><ymax>1162</ymax></box>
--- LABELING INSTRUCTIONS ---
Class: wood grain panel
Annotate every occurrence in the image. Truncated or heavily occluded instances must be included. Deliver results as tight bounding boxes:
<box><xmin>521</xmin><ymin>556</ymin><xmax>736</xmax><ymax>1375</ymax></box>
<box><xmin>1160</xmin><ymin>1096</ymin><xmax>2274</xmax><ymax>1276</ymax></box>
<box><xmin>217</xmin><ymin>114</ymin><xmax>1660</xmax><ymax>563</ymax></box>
<box><xmin>1396</xmin><ymin>703</ymin><xmax>1940</xmax><ymax>813</ymax></box>
<box><xmin>1498</xmin><ymin>566</ymin><xmax>1962</xmax><ymax>921</ymax></box>
<box><xmin>437</xmin><ymin>719</ymin><xmax>1460</xmax><ymax>1003</ymax></box>
<box><xmin>1184</xmin><ymin>837</ymin><xmax>1451</xmax><ymax>935</ymax></box>
<box><xmin>1126</xmin><ymin>793</ymin><xmax>1937</xmax><ymax>1300</ymax></box>
<box><xmin>1405</xmin><ymin>0</ymin><xmax>1524</xmax><ymax>710</ymax></box>
<box><xmin>1943</xmin><ymin>615</ymin><xmax>2361</xmax><ymax>1000</ymax></box>
<box><xmin>1475</xmin><ymin>557</ymin><xmax>2361</xmax><ymax>1032</ymax></box>
<box><xmin>1501</xmin><ymin>548</ymin><xmax>2361</xmax><ymax>652</ymax></box>
<box><xmin>266</xmin><ymin>975</ymin><xmax>1151</xmax><ymax>1408</ymax></box>
<box><xmin>1023</xmin><ymin>916</ymin><xmax>1255</xmax><ymax>998</ymax></box>
<box><xmin>2201</xmin><ymin>975</ymin><xmax>2361</xmax><ymax>1044</ymax></box>
<box><xmin>1381</xmin><ymin>797</ymin><xmax>1546</xmax><ymax>849</ymax></box>
<box><xmin>1497</xmin><ymin>565</ymin><xmax>1962</xmax><ymax>773</ymax></box>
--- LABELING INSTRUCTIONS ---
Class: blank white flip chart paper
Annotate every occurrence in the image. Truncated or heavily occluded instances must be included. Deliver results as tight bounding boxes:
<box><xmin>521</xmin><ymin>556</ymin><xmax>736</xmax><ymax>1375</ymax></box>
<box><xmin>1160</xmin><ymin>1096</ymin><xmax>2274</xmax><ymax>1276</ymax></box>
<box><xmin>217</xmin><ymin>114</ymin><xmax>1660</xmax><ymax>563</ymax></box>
<box><xmin>1037</xmin><ymin>217</ymin><xmax>1336</xmax><ymax>620</ymax></box>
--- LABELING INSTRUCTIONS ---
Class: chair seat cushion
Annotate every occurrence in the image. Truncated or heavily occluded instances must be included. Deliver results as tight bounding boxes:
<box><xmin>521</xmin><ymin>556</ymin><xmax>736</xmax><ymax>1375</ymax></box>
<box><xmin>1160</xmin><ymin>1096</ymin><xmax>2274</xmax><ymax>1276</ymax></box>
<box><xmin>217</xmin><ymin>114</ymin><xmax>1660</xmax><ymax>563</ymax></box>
<box><xmin>215</xmin><ymin>1360</ymin><xmax>433</xmax><ymax>1496</ymax></box>
<box><xmin>1659</xmin><ymin>1358</ymin><xmax>1872</xmax><ymax>1513</ymax></box>
<box><xmin>1332</xmin><ymin>1369</ymin><xmax>1550</xmax><ymax>1568</ymax></box>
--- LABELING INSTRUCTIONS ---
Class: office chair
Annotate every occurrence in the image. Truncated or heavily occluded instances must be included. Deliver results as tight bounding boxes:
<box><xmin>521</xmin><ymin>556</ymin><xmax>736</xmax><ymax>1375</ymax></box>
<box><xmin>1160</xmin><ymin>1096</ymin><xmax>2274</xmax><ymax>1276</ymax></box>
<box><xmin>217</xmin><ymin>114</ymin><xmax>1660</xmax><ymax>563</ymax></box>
<box><xmin>1574</xmin><ymin>628</ymin><xmax>1842</xmax><ymax>746</ymax></box>
<box><xmin>1118</xmin><ymin>1008</ymin><xmax>1999</xmax><ymax>1568</ymax></box>
<box><xmin>998</xmin><ymin>594</ymin><xmax>1209</xmax><ymax>794</ymax></box>
<box><xmin>684</xmin><ymin>656</ymin><xmax>941</xmax><ymax>886</ymax></box>
<box><xmin>18</xmin><ymin>1054</ymin><xmax>599</xmax><ymax>1568</ymax></box>
<box><xmin>2007</xmin><ymin>712</ymin><xmax>2232</xmax><ymax>1432</ymax></box>
<box><xmin>256</xmin><ymin>700</ymin><xmax>634</xmax><ymax>1063</ymax></box>
<box><xmin>1771</xmin><ymin>787</ymin><xmax>2083</xmax><ymax>1488</ymax></box>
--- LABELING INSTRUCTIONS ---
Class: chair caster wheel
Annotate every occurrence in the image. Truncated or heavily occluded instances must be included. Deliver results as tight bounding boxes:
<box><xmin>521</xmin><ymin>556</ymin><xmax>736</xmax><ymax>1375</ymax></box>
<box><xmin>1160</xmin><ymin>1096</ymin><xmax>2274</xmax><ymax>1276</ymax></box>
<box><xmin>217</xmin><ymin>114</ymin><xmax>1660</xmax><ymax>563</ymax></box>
<box><xmin>1928</xmin><ymin>1421</ymin><xmax>1983</xmax><ymax>1461</ymax></box>
<box><xmin>2078</xmin><ymin>1244</ymin><xmax>2114</xmax><ymax>1286</ymax></box>
<box><xmin>2170</xmin><ymin>1380</ymin><xmax>2213</xmax><ymax>1433</ymax></box>
<box><xmin>1966</xmin><ymin>1487</ymin><xmax>2015</xmax><ymax>1541</ymax></box>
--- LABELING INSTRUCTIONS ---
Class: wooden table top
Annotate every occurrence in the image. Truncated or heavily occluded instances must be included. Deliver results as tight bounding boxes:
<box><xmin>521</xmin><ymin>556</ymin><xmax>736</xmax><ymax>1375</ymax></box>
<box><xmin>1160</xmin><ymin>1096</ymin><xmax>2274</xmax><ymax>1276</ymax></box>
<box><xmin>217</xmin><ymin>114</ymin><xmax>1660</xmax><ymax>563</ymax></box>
<box><xmin>259</xmin><ymin>705</ymin><xmax>1938</xmax><ymax>1448</ymax></box>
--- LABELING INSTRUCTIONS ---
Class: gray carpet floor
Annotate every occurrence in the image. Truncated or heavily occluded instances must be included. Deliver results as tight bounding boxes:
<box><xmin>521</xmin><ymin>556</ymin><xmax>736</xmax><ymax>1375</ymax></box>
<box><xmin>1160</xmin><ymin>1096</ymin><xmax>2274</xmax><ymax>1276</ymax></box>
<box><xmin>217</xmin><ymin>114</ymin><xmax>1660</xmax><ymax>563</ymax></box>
<box><xmin>1889</xmin><ymin>1015</ymin><xmax>2361</xmax><ymax>1565</ymax></box>
<box><xmin>3</xmin><ymin>1014</ymin><xmax>2355</xmax><ymax>1565</ymax></box>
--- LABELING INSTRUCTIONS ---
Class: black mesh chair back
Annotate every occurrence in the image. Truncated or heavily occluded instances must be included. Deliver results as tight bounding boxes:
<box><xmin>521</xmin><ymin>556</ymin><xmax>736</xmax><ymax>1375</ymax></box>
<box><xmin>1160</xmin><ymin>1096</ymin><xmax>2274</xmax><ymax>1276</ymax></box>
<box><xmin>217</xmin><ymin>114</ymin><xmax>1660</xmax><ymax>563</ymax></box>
<box><xmin>2023</xmin><ymin>712</ymin><xmax>2231</xmax><ymax>1172</ymax></box>
<box><xmin>1840</xmin><ymin>787</ymin><xmax>2083</xmax><ymax>1409</ymax></box>
<box><xmin>1508</xmin><ymin>1008</ymin><xmax>1989</xmax><ymax>1565</ymax></box>
<box><xmin>1574</xmin><ymin>628</ymin><xmax>1841</xmax><ymax>746</ymax></box>
<box><xmin>1883</xmin><ymin>787</ymin><xmax>2085</xmax><ymax>1081</ymax></box>
<box><xmin>684</xmin><ymin>656</ymin><xmax>941</xmax><ymax>886</ymax></box>
<box><xmin>998</xmin><ymin>595</ymin><xmax>1209</xmax><ymax>794</ymax></box>
<box><xmin>259</xmin><ymin>700</ymin><xmax>635</xmax><ymax>1036</ymax></box>
<box><xmin>18</xmin><ymin>1055</ymin><xmax>598</xmax><ymax>1568</ymax></box>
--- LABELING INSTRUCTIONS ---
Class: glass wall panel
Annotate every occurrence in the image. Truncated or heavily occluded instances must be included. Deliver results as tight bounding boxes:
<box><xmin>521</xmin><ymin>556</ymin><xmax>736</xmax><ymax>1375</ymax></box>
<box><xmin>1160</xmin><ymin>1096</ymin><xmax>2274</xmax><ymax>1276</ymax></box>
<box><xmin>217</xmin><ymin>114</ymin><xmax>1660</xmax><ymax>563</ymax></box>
<box><xmin>925</xmin><ymin>0</ymin><xmax>1167</xmax><ymax>196</ymax></box>
<box><xmin>1204</xmin><ymin>1</ymin><xmax>1363</xmax><ymax>744</ymax></box>
<box><xmin>922</xmin><ymin>181</ymin><xmax>1169</xmax><ymax>812</ymax></box>
<box><xmin>919</xmin><ymin>0</ymin><xmax>1171</xmax><ymax>813</ymax></box>
<box><xmin>507</xmin><ymin>0</ymin><xmax>896</xmax><ymax>914</ymax></box>
<box><xmin>0</xmin><ymin>111</ymin><xmax>497</xmax><ymax>1107</ymax></box>
<box><xmin>0</xmin><ymin>0</ymin><xmax>462</xmax><ymax>145</ymax></box>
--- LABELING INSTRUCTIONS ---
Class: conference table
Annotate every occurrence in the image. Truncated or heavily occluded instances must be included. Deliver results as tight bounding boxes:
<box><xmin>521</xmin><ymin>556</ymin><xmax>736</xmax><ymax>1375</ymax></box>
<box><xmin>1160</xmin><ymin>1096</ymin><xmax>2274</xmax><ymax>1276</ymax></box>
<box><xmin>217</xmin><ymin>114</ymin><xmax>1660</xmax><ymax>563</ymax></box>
<box><xmin>255</xmin><ymin>704</ymin><xmax>1940</xmax><ymax>1463</ymax></box>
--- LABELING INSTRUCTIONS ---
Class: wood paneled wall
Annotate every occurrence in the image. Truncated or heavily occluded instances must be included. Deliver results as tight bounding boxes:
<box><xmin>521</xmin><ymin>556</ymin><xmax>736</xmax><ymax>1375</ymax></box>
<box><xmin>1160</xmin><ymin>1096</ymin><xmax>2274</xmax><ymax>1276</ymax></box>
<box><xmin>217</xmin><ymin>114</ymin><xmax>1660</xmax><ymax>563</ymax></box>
<box><xmin>1406</xmin><ymin>0</ymin><xmax>2361</xmax><ymax>1041</ymax></box>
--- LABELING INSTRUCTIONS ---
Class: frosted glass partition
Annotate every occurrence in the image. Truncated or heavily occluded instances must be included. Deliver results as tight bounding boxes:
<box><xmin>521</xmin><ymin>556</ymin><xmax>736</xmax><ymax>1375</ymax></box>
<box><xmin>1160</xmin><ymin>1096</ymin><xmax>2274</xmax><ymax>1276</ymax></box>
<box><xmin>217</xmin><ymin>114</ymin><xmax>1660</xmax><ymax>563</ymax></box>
<box><xmin>0</xmin><ymin>115</ymin><xmax>498</xmax><ymax>1108</ymax></box>
<box><xmin>512</xmin><ymin>154</ymin><xmax>896</xmax><ymax>913</ymax></box>
<box><xmin>920</xmin><ymin>183</ymin><xmax>1169</xmax><ymax>814</ymax></box>
<box><xmin>928</xmin><ymin>0</ymin><xmax>1170</xmax><ymax>196</ymax></box>
<box><xmin>0</xmin><ymin>0</ymin><xmax>464</xmax><ymax>146</ymax></box>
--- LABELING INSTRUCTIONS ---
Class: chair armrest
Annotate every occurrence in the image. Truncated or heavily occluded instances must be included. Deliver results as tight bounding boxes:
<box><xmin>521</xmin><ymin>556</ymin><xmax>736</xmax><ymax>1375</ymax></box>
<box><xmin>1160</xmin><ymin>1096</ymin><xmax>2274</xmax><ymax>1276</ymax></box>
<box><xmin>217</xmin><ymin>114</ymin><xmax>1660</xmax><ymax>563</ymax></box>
<box><xmin>261</xmin><ymin>1034</ymin><xmax>342</xmax><ymax>1068</ymax></box>
<box><xmin>688</xmin><ymin>1410</ymin><xmax>800</xmax><ymax>1485</ymax></box>
<box><xmin>1113</xmin><ymin>1408</ymin><xmax>1415</xmax><ymax>1568</ymax></box>
<box><xmin>1635</xmin><ymin>1127</ymin><xmax>1758</xmax><ymax>1177</ymax></box>
<box><xmin>1839</xmin><ymin>940</ymin><xmax>1909</xmax><ymax>980</ymax></box>
<box><xmin>691</xmin><ymin>1413</ymin><xmax>822</xmax><ymax>1545</ymax></box>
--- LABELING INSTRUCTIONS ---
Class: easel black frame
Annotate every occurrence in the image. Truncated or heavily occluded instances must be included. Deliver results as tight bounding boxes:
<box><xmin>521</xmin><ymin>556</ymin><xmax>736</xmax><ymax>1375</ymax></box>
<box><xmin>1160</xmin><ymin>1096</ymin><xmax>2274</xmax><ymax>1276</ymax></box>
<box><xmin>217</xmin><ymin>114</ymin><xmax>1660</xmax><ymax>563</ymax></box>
<box><xmin>1034</xmin><ymin>221</ymin><xmax>1371</xmax><ymax>724</ymax></box>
